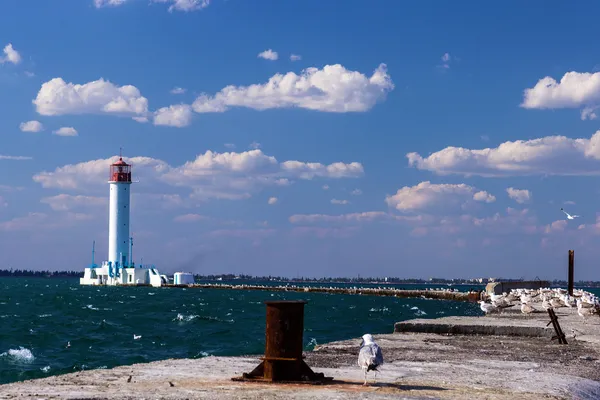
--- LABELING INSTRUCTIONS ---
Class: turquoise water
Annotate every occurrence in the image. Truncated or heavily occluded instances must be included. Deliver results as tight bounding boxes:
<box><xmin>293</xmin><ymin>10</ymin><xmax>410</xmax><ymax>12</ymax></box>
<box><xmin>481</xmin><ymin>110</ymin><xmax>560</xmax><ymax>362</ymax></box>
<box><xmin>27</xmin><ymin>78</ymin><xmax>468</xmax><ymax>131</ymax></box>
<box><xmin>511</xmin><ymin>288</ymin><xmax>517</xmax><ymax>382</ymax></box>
<box><xmin>0</xmin><ymin>278</ymin><xmax>595</xmax><ymax>385</ymax></box>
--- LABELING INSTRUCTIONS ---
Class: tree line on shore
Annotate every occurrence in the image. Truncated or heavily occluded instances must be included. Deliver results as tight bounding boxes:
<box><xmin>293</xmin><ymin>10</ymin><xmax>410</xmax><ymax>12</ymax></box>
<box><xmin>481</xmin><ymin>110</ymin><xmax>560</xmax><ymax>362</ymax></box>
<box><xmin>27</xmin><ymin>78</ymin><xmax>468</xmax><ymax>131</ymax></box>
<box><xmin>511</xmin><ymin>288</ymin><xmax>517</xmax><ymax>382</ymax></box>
<box><xmin>0</xmin><ymin>269</ymin><xmax>599</xmax><ymax>287</ymax></box>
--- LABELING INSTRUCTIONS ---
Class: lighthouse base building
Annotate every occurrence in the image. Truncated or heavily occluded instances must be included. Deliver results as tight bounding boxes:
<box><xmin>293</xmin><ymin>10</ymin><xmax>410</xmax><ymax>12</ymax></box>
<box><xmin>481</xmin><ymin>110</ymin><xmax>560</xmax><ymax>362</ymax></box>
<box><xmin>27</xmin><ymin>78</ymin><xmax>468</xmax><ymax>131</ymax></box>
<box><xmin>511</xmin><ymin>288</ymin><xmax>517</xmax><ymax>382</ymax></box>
<box><xmin>80</xmin><ymin>155</ymin><xmax>167</xmax><ymax>287</ymax></box>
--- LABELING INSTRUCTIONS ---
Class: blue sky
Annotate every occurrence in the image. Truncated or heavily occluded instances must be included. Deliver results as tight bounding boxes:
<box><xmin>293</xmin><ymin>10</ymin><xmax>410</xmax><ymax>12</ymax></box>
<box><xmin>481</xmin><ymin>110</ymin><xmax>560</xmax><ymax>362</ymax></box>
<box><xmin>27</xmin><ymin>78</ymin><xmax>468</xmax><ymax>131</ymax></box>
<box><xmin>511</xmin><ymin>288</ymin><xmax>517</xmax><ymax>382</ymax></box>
<box><xmin>2</xmin><ymin>0</ymin><xmax>600</xmax><ymax>280</ymax></box>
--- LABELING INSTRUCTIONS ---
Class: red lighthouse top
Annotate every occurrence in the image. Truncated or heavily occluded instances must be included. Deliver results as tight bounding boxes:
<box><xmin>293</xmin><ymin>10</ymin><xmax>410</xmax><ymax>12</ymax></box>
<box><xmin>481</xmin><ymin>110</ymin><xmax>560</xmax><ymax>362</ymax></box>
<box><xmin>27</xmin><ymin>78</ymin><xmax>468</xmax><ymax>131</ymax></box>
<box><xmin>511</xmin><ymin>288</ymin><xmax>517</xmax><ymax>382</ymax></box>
<box><xmin>109</xmin><ymin>157</ymin><xmax>132</xmax><ymax>182</ymax></box>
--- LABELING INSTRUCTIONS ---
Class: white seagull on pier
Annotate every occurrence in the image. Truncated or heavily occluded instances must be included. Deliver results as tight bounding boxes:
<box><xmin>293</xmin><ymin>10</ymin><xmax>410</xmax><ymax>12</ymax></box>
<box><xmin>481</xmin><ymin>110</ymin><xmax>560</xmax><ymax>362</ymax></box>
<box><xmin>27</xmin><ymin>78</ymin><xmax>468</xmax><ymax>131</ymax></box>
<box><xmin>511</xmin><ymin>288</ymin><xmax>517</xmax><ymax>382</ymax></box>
<box><xmin>358</xmin><ymin>333</ymin><xmax>384</xmax><ymax>386</ymax></box>
<box><xmin>479</xmin><ymin>300</ymin><xmax>499</xmax><ymax>315</ymax></box>
<box><xmin>560</xmin><ymin>208</ymin><xmax>580</xmax><ymax>220</ymax></box>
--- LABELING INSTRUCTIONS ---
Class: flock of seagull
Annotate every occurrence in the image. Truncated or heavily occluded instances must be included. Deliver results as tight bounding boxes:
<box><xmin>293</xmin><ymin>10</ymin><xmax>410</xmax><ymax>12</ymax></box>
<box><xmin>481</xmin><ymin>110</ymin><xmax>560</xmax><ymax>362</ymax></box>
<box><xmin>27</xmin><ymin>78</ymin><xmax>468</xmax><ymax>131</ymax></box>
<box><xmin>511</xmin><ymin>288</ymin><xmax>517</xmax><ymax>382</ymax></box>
<box><xmin>478</xmin><ymin>287</ymin><xmax>600</xmax><ymax>323</ymax></box>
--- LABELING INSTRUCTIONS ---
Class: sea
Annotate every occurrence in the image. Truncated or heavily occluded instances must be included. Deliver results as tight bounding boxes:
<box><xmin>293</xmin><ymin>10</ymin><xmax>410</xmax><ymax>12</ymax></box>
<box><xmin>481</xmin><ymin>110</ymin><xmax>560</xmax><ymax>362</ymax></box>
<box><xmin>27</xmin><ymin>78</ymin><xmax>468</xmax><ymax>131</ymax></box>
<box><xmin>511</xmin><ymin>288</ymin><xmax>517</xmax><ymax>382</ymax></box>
<box><xmin>0</xmin><ymin>277</ymin><xmax>596</xmax><ymax>385</ymax></box>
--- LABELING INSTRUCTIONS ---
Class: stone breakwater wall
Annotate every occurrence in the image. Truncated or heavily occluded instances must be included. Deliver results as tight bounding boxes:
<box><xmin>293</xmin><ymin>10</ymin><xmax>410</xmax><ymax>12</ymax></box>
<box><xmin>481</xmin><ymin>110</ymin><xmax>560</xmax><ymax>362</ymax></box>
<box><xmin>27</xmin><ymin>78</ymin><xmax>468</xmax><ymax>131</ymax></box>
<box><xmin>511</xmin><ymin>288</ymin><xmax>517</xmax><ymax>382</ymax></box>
<box><xmin>165</xmin><ymin>283</ymin><xmax>481</xmax><ymax>302</ymax></box>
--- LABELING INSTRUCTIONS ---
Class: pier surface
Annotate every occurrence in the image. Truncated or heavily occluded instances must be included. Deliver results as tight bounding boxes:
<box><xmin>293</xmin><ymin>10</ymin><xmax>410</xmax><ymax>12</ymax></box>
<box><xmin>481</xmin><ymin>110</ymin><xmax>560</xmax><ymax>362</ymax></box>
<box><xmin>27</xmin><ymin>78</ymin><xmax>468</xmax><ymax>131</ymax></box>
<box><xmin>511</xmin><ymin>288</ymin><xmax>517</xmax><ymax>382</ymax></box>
<box><xmin>395</xmin><ymin>306</ymin><xmax>600</xmax><ymax>344</ymax></box>
<box><xmin>2</xmin><ymin>307</ymin><xmax>600</xmax><ymax>399</ymax></box>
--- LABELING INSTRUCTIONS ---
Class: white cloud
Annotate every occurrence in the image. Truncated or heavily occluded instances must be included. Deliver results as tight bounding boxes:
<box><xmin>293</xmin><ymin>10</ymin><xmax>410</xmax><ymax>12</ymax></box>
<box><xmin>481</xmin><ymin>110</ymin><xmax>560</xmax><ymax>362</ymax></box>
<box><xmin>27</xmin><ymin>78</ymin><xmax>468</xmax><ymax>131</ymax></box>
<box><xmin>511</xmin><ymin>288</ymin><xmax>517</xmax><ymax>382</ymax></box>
<box><xmin>33</xmin><ymin>156</ymin><xmax>168</xmax><ymax>190</ymax></box>
<box><xmin>33</xmin><ymin>78</ymin><xmax>149</xmax><ymax>120</ymax></box>
<box><xmin>0</xmin><ymin>211</ymin><xmax>94</xmax><ymax>231</ymax></box>
<box><xmin>1</xmin><ymin>43</ymin><xmax>21</xmax><ymax>65</ymax></box>
<box><xmin>33</xmin><ymin>150</ymin><xmax>363</xmax><ymax>201</ymax></box>
<box><xmin>440</xmin><ymin>52</ymin><xmax>451</xmax><ymax>69</ymax></box>
<box><xmin>40</xmin><ymin>194</ymin><xmax>106</xmax><ymax>211</ymax></box>
<box><xmin>224</xmin><ymin>143</ymin><xmax>236</xmax><ymax>149</ymax></box>
<box><xmin>53</xmin><ymin>127</ymin><xmax>78</xmax><ymax>137</ymax></box>
<box><xmin>0</xmin><ymin>155</ymin><xmax>32</xmax><ymax>161</ymax></box>
<box><xmin>385</xmin><ymin>181</ymin><xmax>495</xmax><ymax>212</ymax></box>
<box><xmin>191</xmin><ymin>63</ymin><xmax>394</xmax><ymax>113</ymax></box>
<box><xmin>170</xmin><ymin>87</ymin><xmax>186</xmax><ymax>95</ymax></box>
<box><xmin>473</xmin><ymin>191</ymin><xmax>496</xmax><ymax>203</ymax></box>
<box><xmin>95</xmin><ymin>0</ymin><xmax>210</xmax><ymax>12</ymax></box>
<box><xmin>249</xmin><ymin>141</ymin><xmax>261</xmax><ymax>150</ymax></box>
<box><xmin>153</xmin><ymin>104</ymin><xmax>193</xmax><ymax>127</ymax></box>
<box><xmin>258</xmin><ymin>49</ymin><xmax>278</xmax><ymax>61</ymax></box>
<box><xmin>280</xmin><ymin>160</ymin><xmax>364</xmax><ymax>179</ymax></box>
<box><xmin>351</xmin><ymin>189</ymin><xmax>362</xmax><ymax>196</ymax></box>
<box><xmin>267</xmin><ymin>197</ymin><xmax>278</xmax><ymax>205</ymax></box>
<box><xmin>581</xmin><ymin>106</ymin><xmax>598</xmax><ymax>121</ymax></box>
<box><xmin>290</xmin><ymin>54</ymin><xmax>302</xmax><ymax>62</ymax></box>
<box><xmin>152</xmin><ymin>0</ymin><xmax>211</xmax><ymax>12</ymax></box>
<box><xmin>407</xmin><ymin>130</ymin><xmax>600</xmax><ymax>177</ymax></box>
<box><xmin>544</xmin><ymin>220</ymin><xmax>567</xmax><ymax>234</ymax></box>
<box><xmin>331</xmin><ymin>199</ymin><xmax>349</xmax><ymax>205</ymax></box>
<box><xmin>0</xmin><ymin>213</ymin><xmax>47</xmax><ymax>231</ymax></box>
<box><xmin>173</xmin><ymin>213</ymin><xmax>207</xmax><ymax>222</ymax></box>
<box><xmin>19</xmin><ymin>120</ymin><xmax>44</xmax><ymax>132</ymax></box>
<box><xmin>94</xmin><ymin>0</ymin><xmax>127</xmax><ymax>7</ymax></box>
<box><xmin>322</xmin><ymin>184</ymin><xmax>329</xmax><ymax>190</ymax></box>
<box><xmin>521</xmin><ymin>71</ymin><xmax>600</xmax><ymax>119</ymax></box>
<box><xmin>506</xmin><ymin>188</ymin><xmax>531</xmax><ymax>204</ymax></box>
<box><xmin>289</xmin><ymin>212</ymin><xmax>425</xmax><ymax>225</ymax></box>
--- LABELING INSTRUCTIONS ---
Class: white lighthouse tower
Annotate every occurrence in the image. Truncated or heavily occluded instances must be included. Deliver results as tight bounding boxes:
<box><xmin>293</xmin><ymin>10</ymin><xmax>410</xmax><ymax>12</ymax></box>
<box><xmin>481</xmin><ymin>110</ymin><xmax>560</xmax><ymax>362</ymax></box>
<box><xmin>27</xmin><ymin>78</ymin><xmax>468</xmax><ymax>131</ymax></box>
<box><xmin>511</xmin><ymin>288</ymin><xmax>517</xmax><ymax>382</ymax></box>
<box><xmin>108</xmin><ymin>156</ymin><xmax>132</xmax><ymax>268</ymax></box>
<box><xmin>80</xmin><ymin>153</ymin><xmax>166</xmax><ymax>287</ymax></box>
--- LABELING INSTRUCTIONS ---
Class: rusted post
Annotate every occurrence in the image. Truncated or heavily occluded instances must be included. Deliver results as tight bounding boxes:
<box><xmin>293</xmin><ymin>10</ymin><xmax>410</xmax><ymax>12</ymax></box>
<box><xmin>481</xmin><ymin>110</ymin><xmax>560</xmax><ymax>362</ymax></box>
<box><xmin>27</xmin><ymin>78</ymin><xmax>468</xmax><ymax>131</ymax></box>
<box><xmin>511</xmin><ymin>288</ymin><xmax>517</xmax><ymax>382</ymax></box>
<box><xmin>546</xmin><ymin>308</ymin><xmax>568</xmax><ymax>344</ymax></box>
<box><xmin>568</xmin><ymin>250</ymin><xmax>574</xmax><ymax>296</ymax></box>
<box><xmin>233</xmin><ymin>300</ymin><xmax>332</xmax><ymax>383</ymax></box>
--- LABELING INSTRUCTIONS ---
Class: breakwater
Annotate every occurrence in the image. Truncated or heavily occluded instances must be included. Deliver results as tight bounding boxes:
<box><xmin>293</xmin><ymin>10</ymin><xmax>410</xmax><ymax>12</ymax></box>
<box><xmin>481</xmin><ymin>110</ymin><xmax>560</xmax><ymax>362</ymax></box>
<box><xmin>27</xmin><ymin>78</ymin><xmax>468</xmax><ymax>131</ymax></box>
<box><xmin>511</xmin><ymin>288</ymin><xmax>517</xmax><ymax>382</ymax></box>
<box><xmin>165</xmin><ymin>283</ymin><xmax>480</xmax><ymax>302</ymax></box>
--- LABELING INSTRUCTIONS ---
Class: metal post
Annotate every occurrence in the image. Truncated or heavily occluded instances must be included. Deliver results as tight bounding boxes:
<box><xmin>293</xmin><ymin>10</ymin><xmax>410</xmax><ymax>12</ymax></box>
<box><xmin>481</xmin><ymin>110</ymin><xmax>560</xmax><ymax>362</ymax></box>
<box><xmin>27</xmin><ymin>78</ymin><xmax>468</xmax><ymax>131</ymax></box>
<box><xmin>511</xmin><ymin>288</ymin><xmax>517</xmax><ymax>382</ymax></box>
<box><xmin>568</xmin><ymin>250</ymin><xmax>574</xmax><ymax>296</ymax></box>
<box><xmin>233</xmin><ymin>300</ymin><xmax>332</xmax><ymax>384</ymax></box>
<box><xmin>91</xmin><ymin>240</ymin><xmax>96</xmax><ymax>267</ymax></box>
<box><xmin>130</xmin><ymin>237</ymin><xmax>134</xmax><ymax>268</ymax></box>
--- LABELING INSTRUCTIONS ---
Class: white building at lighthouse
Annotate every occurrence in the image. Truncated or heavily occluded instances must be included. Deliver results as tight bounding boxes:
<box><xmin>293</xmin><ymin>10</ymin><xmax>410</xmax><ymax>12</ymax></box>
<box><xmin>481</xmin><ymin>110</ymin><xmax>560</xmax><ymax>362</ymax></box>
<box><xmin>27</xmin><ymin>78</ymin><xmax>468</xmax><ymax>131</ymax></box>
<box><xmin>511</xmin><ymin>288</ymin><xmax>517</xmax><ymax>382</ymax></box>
<box><xmin>80</xmin><ymin>155</ymin><xmax>166</xmax><ymax>287</ymax></box>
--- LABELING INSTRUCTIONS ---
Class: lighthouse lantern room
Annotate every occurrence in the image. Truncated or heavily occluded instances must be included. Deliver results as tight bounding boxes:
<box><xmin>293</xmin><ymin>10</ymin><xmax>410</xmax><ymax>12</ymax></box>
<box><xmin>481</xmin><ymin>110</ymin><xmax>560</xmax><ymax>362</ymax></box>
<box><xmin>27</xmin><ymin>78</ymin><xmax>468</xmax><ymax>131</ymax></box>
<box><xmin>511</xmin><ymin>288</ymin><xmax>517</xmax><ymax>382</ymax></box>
<box><xmin>80</xmin><ymin>153</ymin><xmax>167</xmax><ymax>287</ymax></box>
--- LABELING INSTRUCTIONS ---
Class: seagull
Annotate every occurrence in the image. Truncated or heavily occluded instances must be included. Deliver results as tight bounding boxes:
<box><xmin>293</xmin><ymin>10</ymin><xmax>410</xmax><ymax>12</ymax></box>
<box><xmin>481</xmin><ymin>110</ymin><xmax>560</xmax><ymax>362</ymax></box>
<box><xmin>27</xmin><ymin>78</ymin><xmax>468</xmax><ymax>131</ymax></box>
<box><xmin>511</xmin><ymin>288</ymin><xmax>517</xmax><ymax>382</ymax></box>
<box><xmin>521</xmin><ymin>303</ymin><xmax>535</xmax><ymax>314</ymax></box>
<box><xmin>357</xmin><ymin>334</ymin><xmax>384</xmax><ymax>386</ymax></box>
<box><xmin>560</xmin><ymin>208</ymin><xmax>580</xmax><ymax>220</ymax></box>
<box><xmin>133</xmin><ymin>334</ymin><xmax>141</xmax><ymax>340</ymax></box>
<box><xmin>479</xmin><ymin>301</ymin><xmax>500</xmax><ymax>315</ymax></box>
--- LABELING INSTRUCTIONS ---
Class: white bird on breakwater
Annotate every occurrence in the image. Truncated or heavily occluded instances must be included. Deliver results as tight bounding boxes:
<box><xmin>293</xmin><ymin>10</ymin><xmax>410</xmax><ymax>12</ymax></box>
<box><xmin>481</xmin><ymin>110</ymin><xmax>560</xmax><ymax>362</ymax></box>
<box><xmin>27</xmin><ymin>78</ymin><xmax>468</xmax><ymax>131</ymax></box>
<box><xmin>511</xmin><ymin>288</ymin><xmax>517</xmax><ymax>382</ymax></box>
<box><xmin>521</xmin><ymin>302</ymin><xmax>535</xmax><ymax>314</ymax></box>
<box><xmin>561</xmin><ymin>208</ymin><xmax>580</xmax><ymax>220</ymax></box>
<box><xmin>358</xmin><ymin>334</ymin><xmax>384</xmax><ymax>386</ymax></box>
<box><xmin>550</xmin><ymin>298</ymin><xmax>565</xmax><ymax>309</ymax></box>
<box><xmin>479</xmin><ymin>301</ymin><xmax>499</xmax><ymax>315</ymax></box>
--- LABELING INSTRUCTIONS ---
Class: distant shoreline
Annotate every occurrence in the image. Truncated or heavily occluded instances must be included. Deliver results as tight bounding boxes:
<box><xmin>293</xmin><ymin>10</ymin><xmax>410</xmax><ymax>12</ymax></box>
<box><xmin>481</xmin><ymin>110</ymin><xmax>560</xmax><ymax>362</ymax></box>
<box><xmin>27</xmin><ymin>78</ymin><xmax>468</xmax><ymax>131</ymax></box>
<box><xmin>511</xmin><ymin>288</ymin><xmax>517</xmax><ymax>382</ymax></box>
<box><xmin>1</xmin><ymin>270</ymin><xmax>600</xmax><ymax>287</ymax></box>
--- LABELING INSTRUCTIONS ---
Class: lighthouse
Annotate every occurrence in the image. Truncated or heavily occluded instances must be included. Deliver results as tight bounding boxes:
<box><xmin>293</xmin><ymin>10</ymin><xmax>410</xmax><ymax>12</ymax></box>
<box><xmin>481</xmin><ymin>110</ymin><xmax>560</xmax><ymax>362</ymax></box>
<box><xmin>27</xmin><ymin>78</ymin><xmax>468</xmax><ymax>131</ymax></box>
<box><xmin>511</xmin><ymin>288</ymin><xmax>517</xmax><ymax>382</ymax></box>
<box><xmin>79</xmin><ymin>153</ymin><xmax>167</xmax><ymax>287</ymax></box>
<box><xmin>108</xmin><ymin>157</ymin><xmax>132</xmax><ymax>268</ymax></box>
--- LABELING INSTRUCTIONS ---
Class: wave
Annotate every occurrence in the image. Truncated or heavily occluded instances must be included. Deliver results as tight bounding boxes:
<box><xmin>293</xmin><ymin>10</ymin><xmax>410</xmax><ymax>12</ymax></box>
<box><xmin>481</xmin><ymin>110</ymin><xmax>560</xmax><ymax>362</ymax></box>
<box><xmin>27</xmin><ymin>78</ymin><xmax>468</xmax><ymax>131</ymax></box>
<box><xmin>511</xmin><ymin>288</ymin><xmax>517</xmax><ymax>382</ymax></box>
<box><xmin>1</xmin><ymin>347</ymin><xmax>35</xmax><ymax>363</ymax></box>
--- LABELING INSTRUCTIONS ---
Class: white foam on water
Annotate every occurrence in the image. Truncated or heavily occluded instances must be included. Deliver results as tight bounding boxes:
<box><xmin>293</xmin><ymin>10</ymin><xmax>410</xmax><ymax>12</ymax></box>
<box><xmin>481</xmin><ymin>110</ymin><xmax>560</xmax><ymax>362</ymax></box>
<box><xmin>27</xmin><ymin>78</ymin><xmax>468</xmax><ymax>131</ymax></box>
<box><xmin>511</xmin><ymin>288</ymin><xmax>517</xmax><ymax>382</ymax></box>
<box><xmin>173</xmin><ymin>313</ymin><xmax>198</xmax><ymax>322</ymax></box>
<box><xmin>41</xmin><ymin>365</ymin><xmax>50</xmax><ymax>373</ymax></box>
<box><xmin>1</xmin><ymin>347</ymin><xmax>35</xmax><ymax>363</ymax></box>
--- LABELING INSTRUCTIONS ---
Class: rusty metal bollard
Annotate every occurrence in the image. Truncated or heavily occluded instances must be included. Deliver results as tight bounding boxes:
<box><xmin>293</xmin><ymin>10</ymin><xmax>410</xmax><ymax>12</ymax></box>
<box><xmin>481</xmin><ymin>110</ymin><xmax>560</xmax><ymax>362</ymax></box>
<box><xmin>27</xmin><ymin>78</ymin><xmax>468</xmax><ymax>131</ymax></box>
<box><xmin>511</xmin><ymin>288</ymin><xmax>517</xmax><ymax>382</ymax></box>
<box><xmin>233</xmin><ymin>300</ymin><xmax>332</xmax><ymax>384</ymax></box>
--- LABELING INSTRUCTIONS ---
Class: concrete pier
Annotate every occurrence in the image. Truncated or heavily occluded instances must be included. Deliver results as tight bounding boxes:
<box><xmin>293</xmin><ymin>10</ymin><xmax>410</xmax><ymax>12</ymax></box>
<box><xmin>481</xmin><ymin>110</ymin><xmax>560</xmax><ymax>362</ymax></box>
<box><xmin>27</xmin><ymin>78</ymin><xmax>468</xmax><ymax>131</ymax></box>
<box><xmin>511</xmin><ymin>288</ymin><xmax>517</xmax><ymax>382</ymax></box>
<box><xmin>165</xmin><ymin>283</ymin><xmax>479</xmax><ymax>302</ymax></box>
<box><xmin>394</xmin><ymin>306</ymin><xmax>600</xmax><ymax>345</ymax></box>
<box><xmin>2</xmin><ymin>306</ymin><xmax>600</xmax><ymax>399</ymax></box>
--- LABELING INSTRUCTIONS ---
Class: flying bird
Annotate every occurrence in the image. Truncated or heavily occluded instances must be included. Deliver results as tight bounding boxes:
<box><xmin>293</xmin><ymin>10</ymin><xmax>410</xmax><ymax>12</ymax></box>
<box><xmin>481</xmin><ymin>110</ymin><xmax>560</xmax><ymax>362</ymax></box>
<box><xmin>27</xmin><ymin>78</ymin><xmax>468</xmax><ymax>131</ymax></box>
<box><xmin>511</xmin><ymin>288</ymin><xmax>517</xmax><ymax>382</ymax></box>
<box><xmin>357</xmin><ymin>333</ymin><xmax>384</xmax><ymax>386</ymax></box>
<box><xmin>560</xmin><ymin>208</ymin><xmax>580</xmax><ymax>220</ymax></box>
